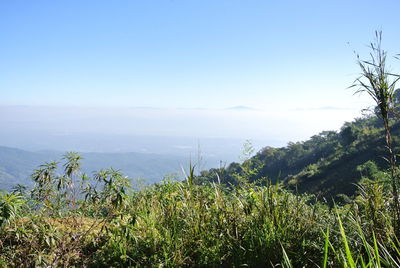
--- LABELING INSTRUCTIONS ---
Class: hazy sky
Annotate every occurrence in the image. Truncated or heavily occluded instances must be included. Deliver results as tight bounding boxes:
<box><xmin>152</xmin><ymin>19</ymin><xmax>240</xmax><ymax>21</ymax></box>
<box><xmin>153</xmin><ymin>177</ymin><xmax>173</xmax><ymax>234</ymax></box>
<box><xmin>1</xmin><ymin>0</ymin><xmax>400</xmax><ymax>144</ymax></box>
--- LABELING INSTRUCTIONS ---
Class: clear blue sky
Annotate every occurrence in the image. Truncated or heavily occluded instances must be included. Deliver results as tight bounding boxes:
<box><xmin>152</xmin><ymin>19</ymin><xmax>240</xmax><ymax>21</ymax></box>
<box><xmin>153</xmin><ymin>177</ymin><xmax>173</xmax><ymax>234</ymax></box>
<box><xmin>1</xmin><ymin>0</ymin><xmax>400</xmax><ymax>143</ymax></box>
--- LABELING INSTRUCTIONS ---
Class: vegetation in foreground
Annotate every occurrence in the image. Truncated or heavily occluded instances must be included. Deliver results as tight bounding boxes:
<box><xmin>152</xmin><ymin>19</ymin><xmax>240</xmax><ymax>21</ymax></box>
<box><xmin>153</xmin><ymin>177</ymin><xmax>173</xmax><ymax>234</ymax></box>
<box><xmin>0</xmin><ymin>32</ymin><xmax>400</xmax><ymax>267</ymax></box>
<box><xmin>0</xmin><ymin>160</ymin><xmax>399</xmax><ymax>267</ymax></box>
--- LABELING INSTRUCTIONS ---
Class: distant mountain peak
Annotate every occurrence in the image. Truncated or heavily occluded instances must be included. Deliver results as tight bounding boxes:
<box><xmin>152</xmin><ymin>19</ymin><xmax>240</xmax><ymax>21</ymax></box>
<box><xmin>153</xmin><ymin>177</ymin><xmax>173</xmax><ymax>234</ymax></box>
<box><xmin>225</xmin><ymin>106</ymin><xmax>255</xmax><ymax>111</ymax></box>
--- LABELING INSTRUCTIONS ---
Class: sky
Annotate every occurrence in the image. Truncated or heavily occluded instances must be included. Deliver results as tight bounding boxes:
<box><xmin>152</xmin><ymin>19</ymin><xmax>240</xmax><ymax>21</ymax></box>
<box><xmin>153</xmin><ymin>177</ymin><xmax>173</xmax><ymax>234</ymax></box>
<box><xmin>1</xmin><ymin>0</ymin><xmax>400</xmax><ymax>148</ymax></box>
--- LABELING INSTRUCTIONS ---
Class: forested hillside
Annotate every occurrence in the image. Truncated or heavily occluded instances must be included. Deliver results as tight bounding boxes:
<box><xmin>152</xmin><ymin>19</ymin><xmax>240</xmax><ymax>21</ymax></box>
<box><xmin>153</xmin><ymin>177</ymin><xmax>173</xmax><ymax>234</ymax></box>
<box><xmin>196</xmin><ymin>114</ymin><xmax>398</xmax><ymax>201</ymax></box>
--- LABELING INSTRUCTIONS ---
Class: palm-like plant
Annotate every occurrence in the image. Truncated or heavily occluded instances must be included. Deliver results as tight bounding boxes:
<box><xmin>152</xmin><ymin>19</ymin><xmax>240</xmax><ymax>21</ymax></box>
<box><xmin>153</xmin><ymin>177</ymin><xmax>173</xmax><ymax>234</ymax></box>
<box><xmin>351</xmin><ymin>31</ymin><xmax>400</xmax><ymax>236</ymax></box>
<box><xmin>0</xmin><ymin>191</ymin><xmax>25</xmax><ymax>225</ymax></box>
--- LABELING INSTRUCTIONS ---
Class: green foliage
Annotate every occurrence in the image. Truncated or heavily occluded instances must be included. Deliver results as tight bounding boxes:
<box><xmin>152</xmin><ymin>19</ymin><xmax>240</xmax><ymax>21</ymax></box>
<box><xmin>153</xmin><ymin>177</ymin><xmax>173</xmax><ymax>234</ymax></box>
<box><xmin>90</xmin><ymin>168</ymin><xmax>131</xmax><ymax>213</ymax></box>
<box><xmin>0</xmin><ymin>192</ymin><xmax>25</xmax><ymax>226</ymax></box>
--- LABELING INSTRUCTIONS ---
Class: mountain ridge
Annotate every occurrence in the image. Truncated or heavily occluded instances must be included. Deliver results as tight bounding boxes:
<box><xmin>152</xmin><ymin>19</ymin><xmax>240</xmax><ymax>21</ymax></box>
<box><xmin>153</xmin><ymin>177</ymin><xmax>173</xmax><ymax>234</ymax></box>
<box><xmin>0</xmin><ymin>146</ymin><xmax>195</xmax><ymax>190</ymax></box>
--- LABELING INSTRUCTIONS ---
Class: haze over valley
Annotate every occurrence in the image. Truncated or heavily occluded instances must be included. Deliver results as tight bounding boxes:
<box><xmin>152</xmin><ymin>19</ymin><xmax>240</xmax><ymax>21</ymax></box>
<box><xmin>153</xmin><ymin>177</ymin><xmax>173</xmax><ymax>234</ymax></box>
<box><xmin>0</xmin><ymin>103</ymin><xmax>365</xmax><ymax>188</ymax></box>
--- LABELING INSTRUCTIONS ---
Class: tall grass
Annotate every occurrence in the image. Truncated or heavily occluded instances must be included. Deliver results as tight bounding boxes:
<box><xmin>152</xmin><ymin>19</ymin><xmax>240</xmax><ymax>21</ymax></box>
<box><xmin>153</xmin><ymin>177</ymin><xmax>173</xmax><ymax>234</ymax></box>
<box><xmin>0</xmin><ymin>169</ymin><xmax>399</xmax><ymax>266</ymax></box>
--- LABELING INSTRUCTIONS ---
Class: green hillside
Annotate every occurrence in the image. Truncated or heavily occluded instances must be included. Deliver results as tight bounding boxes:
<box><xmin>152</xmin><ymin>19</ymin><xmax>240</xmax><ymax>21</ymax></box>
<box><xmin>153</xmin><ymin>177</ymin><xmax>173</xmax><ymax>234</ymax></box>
<box><xmin>196</xmin><ymin>115</ymin><xmax>398</xmax><ymax>201</ymax></box>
